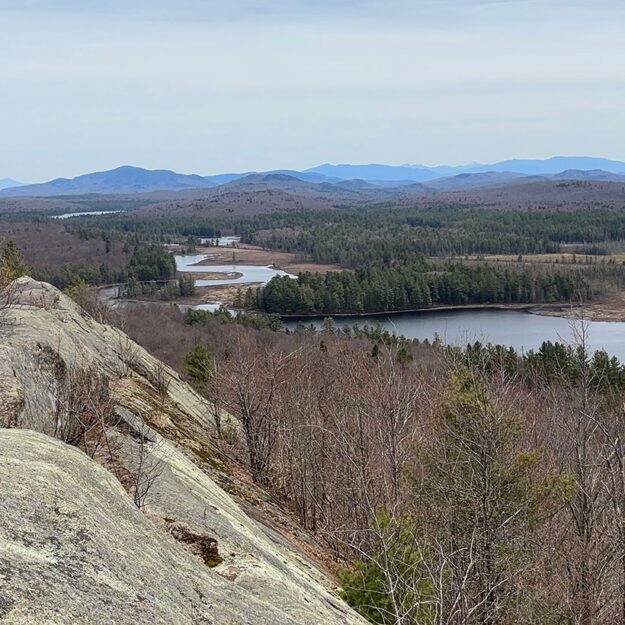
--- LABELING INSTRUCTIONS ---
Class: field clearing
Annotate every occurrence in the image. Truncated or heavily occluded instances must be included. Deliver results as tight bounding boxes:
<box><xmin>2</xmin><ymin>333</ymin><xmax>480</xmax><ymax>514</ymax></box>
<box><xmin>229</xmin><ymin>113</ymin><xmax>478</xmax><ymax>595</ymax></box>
<box><xmin>535</xmin><ymin>292</ymin><xmax>625</xmax><ymax>322</ymax></box>
<box><xmin>180</xmin><ymin>270</ymin><xmax>243</xmax><ymax>281</ymax></box>
<box><xmin>199</xmin><ymin>283</ymin><xmax>262</xmax><ymax>305</ymax></box>
<box><xmin>440</xmin><ymin>253</ymin><xmax>625</xmax><ymax>265</ymax></box>
<box><xmin>195</xmin><ymin>243</ymin><xmax>345</xmax><ymax>275</ymax></box>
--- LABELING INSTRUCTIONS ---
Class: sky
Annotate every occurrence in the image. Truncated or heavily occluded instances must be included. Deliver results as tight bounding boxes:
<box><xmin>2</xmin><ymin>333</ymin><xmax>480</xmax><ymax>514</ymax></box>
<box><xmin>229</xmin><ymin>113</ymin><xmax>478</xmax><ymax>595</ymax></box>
<box><xmin>2</xmin><ymin>0</ymin><xmax>625</xmax><ymax>182</ymax></box>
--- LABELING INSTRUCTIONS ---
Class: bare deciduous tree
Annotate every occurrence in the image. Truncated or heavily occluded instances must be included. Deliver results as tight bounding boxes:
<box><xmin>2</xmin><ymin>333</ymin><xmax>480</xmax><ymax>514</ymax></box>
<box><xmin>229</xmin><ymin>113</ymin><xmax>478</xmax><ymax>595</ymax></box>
<box><xmin>53</xmin><ymin>366</ymin><xmax>116</xmax><ymax>459</ymax></box>
<box><xmin>127</xmin><ymin>423</ymin><xmax>167</xmax><ymax>510</ymax></box>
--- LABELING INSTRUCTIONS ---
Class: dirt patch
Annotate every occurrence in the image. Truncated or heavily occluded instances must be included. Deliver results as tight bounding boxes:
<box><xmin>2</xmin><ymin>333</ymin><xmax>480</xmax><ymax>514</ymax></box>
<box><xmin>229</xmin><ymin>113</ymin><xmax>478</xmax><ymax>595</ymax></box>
<box><xmin>165</xmin><ymin>520</ymin><xmax>223</xmax><ymax>567</ymax></box>
<box><xmin>200</xmin><ymin>283</ymin><xmax>262</xmax><ymax>305</ymax></box>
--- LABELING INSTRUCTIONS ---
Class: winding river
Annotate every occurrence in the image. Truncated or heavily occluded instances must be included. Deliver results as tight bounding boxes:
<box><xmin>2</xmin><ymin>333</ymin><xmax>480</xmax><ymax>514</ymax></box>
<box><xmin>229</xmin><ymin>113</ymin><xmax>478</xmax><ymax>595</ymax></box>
<box><xmin>175</xmin><ymin>254</ymin><xmax>294</xmax><ymax>288</ymax></box>
<box><xmin>175</xmin><ymin>250</ymin><xmax>625</xmax><ymax>361</ymax></box>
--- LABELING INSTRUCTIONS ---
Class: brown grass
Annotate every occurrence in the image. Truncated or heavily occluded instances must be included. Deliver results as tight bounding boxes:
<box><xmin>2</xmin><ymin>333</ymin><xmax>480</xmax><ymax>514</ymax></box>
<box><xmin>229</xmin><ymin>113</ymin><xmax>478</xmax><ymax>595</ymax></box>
<box><xmin>533</xmin><ymin>292</ymin><xmax>625</xmax><ymax>322</ymax></box>
<box><xmin>199</xmin><ymin>283</ymin><xmax>262</xmax><ymax>305</ymax></box>
<box><xmin>194</xmin><ymin>243</ymin><xmax>344</xmax><ymax>275</ymax></box>
<box><xmin>181</xmin><ymin>270</ymin><xmax>243</xmax><ymax>281</ymax></box>
<box><xmin>480</xmin><ymin>253</ymin><xmax>625</xmax><ymax>265</ymax></box>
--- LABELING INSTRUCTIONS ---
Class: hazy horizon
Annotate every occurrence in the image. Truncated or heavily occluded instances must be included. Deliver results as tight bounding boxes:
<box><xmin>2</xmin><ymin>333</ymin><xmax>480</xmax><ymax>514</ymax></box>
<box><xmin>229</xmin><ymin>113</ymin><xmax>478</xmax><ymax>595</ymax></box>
<box><xmin>7</xmin><ymin>154</ymin><xmax>625</xmax><ymax>186</ymax></box>
<box><xmin>3</xmin><ymin>0</ymin><xmax>625</xmax><ymax>181</ymax></box>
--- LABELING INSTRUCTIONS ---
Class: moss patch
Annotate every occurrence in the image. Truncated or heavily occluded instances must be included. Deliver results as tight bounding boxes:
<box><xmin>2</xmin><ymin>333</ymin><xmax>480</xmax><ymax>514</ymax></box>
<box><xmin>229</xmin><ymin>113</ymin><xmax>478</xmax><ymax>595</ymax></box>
<box><xmin>166</xmin><ymin>521</ymin><xmax>224</xmax><ymax>568</ymax></box>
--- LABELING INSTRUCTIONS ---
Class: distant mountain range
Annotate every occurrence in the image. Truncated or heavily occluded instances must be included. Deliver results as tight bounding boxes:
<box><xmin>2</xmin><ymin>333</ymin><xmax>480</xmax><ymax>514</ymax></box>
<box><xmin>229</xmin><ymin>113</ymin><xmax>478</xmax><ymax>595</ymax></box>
<box><xmin>0</xmin><ymin>178</ymin><xmax>24</xmax><ymax>191</ymax></box>
<box><xmin>304</xmin><ymin>157</ymin><xmax>625</xmax><ymax>183</ymax></box>
<box><xmin>0</xmin><ymin>166</ymin><xmax>209</xmax><ymax>197</ymax></box>
<box><xmin>3</xmin><ymin>157</ymin><xmax>625</xmax><ymax>197</ymax></box>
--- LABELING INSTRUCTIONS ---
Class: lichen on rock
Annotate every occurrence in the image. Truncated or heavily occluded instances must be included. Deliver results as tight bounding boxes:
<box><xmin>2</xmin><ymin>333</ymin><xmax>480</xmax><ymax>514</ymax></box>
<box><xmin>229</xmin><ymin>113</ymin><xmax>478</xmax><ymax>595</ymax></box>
<box><xmin>0</xmin><ymin>278</ymin><xmax>366</xmax><ymax>625</ymax></box>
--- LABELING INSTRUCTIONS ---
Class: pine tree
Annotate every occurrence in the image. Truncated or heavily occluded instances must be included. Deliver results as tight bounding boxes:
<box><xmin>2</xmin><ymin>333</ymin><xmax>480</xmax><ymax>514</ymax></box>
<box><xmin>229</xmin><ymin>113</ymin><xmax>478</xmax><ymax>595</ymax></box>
<box><xmin>0</xmin><ymin>240</ymin><xmax>27</xmax><ymax>287</ymax></box>
<box><xmin>184</xmin><ymin>346</ymin><xmax>215</xmax><ymax>387</ymax></box>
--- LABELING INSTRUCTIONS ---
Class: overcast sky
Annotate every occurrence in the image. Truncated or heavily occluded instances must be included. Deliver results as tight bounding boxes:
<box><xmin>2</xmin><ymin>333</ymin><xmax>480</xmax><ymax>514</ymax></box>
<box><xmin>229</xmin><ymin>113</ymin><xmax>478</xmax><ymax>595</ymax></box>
<box><xmin>2</xmin><ymin>0</ymin><xmax>625</xmax><ymax>181</ymax></box>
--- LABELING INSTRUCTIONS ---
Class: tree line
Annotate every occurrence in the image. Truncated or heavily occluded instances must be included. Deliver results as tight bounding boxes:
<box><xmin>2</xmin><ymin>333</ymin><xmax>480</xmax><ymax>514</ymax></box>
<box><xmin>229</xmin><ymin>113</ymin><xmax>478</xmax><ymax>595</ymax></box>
<box><xmin>247</xmin><ymin>262</ymin><xmax>616</xmax><ymax>315</ymax></box>
<box><xmin>41</xmin><ymin>202</ymin><xmax>625</xmax><ymax>263</ymax></box>
<box><xmin>239</xmin><ymin>205</ymin><xmax>625</xmax><ymax>264</ymax></box>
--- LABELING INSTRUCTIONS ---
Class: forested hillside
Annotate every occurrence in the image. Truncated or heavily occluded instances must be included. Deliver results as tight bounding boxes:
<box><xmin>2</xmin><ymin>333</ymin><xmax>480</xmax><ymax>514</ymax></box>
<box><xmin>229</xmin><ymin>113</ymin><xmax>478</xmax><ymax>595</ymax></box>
<box><xmin>56</xmin><ymin>203</ymin><xmax>625</xmax><ymax>261</ymax></box>
<box><xmin>112</xmin><ymin>297</ymin><xmax>625</xmax><ymax>624</ymax></box>
<box><xmin>241</xmin><ymin>205</ymin><xmax>625</xmax><ymax>263</ymax></box>
<box><xmin>5</xmin><ymin>184</ymin><xmax>625</xmax><ymax>622</ymax></box>
<box><xmin>6</xmin><ymin>193</ymin><xmax>625</xmax><ymax>315</ymax></box>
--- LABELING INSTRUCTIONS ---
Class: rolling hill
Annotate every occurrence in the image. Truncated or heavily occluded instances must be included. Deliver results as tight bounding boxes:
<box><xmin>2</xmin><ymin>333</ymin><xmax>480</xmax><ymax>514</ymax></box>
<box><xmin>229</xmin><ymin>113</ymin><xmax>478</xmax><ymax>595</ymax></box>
<box><xmin>0</xmin><ymin>166</ymin><xmax>215</xmax><ymax>197</ymax></box>
<box><xmin>0</xmin><ymin>178</ymin><xmax>24</xmax><ymax>191</ymax></box>
<box><xmin>306</xmin><ymin>157</ymin><xmax>625</xmax><ymax>183</ymax></box>
<box><xmin>5</xmin><ymin>157</ymin><xmax>625</xmax><ymax>198</ymax></box>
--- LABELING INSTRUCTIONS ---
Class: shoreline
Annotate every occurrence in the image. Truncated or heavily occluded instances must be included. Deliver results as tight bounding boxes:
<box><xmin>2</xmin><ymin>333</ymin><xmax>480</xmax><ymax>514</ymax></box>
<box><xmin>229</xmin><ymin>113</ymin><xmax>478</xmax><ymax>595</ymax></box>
<box><xmin>104</xmin><ymin>281</ymin><xmax>625</xmax><ymax>323</ymax></box>
<box><xmin>278</xmin><ymin>301</ymin><xmax>625</xmax><ymax>323</ymax></box>
<box><xmin>278</xmin><ymin>303</ymin><xmax>548</xmax><ymax>321</ymax></box>
<box><xmin>104</xmin><ymin>293</ymin><xmax>625</xmax><ymax>323</ymax></box>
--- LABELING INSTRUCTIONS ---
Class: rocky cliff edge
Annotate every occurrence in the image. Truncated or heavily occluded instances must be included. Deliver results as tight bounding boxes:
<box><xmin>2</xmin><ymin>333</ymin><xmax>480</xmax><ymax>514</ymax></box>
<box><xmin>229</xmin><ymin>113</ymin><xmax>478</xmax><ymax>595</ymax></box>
<box><xmin>0</xmin><ymin>278</ymin><xmax>365</xmax><ymax>625</ymax></box>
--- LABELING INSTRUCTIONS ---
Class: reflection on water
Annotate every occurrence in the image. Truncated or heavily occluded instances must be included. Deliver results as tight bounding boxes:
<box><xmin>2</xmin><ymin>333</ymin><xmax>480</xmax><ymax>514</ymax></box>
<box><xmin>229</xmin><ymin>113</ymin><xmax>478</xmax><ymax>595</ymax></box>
<box><xmin>286</xmin><ymin>308</ymin><xmax>625</xmax><ymax>362</ymax></box>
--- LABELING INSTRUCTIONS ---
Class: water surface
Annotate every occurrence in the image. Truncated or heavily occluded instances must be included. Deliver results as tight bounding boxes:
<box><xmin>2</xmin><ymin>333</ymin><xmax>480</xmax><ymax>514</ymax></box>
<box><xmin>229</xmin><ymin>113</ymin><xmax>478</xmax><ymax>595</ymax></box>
<box><xmin>175</xmin><ymin>254</ymin><xmax>294</xmax><ymax>287</ymax></box>
<box><xmin>286</xmin><ymin>308</ymin><xmax>625</xmax><ymax>361</ymax></box>
<box><xmin>199</xmin><ymin>236</ymin><xmax>241</xmax><ymax>246</ymax></box>
<box><xmin>52</xmin><ymin>210</ymin><xmax>122</xmax><ymax>219</ymax></box>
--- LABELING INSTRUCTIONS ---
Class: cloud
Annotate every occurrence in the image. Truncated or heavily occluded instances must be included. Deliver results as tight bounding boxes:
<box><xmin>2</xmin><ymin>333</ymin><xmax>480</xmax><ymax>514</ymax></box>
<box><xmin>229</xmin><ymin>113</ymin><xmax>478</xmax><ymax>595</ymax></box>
<box><xmin>1</xmin><ymin>0</ymin><xmax>624</xmax><ymax>180</ymax></box>
<box><xmin>5</xmin><ymin>0</ymin><xmax>619</xmax><ymax>21</ymax></box>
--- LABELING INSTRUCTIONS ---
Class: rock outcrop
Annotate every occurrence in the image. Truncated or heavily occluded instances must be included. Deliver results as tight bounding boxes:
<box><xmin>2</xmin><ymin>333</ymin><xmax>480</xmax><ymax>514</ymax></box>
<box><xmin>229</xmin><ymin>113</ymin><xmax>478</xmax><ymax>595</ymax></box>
<box><xmin>0</xmin><ymin>278</ymin><xmax>365</xmax><ymax>625</ymax></box>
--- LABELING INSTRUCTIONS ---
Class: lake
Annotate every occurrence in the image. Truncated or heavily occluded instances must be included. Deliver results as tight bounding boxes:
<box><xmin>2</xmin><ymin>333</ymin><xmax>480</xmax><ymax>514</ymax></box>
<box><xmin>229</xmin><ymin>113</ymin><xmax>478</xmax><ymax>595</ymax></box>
<box><xmin>175</xmin><ymin>252</ymin><xmax>625</xmax><ymax>360</ymax></box>
<box><xmin>52</xmin><ymin>210</ymin><xmax>122</xmax><ymax>219</ymax></box>
<box><xmin>199</xmin><ymin>236</ymin><xmax>241</xmax><ymax>246</ymax></box>
<box><xmin>285</xmin><ymin>308</ymin><xmax>625</xmax><ymax>362</ymax></box>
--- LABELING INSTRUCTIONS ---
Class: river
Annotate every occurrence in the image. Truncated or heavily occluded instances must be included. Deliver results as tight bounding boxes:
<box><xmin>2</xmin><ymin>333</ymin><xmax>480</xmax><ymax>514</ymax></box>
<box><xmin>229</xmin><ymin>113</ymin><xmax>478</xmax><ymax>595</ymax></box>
<box><xmin>285</xmin><ymin>308</ymin><xmax>625</xmax><ymax>361</ymax></box>
<box><xmin>176</xmin><ymin>251</ymin><xmax>625</xmax><ymax>360</ymax></box>
<box><xmin>175</xmin><ymin>253</ymin><xmax>294</xmax><ymax>287</ymax></box>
